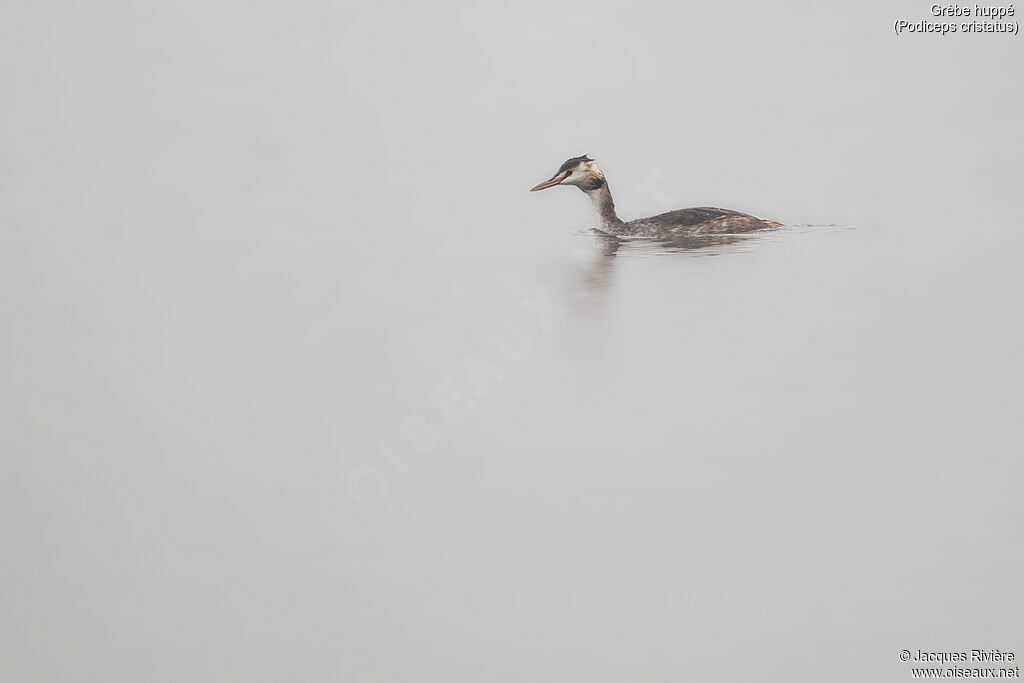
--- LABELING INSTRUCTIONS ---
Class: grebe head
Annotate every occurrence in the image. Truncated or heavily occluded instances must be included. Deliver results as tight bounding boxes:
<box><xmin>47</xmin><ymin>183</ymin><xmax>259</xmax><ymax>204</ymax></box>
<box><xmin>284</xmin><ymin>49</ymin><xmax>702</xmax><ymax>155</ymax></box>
<box><xmin>530</xmin><ymin>155</ymin><xmax>606</xmax><ymax>192</ymax></box>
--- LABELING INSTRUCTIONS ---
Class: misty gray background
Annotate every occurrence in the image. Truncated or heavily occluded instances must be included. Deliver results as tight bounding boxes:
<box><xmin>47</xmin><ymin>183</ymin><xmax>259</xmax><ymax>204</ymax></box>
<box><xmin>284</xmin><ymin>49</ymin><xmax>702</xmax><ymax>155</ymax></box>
<box><xmin>2</xmin><ymin>0</ymin><xmax>1022</xmax><ymax>681</ymax></box>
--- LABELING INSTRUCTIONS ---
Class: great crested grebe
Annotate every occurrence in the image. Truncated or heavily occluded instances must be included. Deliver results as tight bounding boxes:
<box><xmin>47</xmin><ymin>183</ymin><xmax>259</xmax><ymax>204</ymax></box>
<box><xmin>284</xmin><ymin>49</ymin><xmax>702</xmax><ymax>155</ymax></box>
<box><xmin>530</xmin><ymin>155</ymin><xmax>780</xmax><ymax>237</ymax></box>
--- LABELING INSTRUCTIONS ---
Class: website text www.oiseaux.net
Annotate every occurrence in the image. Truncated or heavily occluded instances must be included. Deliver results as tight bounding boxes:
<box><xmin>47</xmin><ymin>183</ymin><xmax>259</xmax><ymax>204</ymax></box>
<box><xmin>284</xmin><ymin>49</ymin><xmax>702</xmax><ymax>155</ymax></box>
<box><xmin>911</xmin><ymin>666</ymin><xmax>1020</xmax><ymax>679</ymax></box>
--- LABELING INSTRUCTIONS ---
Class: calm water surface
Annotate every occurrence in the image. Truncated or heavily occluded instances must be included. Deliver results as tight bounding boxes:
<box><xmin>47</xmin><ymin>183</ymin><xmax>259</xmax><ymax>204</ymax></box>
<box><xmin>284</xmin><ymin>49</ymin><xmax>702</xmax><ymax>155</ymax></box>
<box><xmin>2</xmin><ymin>0</ymin><xmax>1021</xmax><ymax>681</ymax></box>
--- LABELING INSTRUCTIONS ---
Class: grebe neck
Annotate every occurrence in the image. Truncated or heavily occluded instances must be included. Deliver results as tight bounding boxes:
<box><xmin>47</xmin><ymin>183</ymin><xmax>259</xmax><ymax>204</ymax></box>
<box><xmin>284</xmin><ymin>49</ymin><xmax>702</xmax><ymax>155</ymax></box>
<box><xmin>585</xmin><ymin>182</ymin><xmax>624</xmax><ymax>233</ymax></box>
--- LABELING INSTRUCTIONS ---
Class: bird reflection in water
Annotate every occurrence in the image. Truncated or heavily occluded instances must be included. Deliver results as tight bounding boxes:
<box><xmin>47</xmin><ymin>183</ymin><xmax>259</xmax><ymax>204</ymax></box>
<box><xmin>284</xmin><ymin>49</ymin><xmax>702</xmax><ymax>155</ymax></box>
<box><xmin>576</xmin><ymin>228</ymin><xmax>766</xmax><ymax>293</ymax></box>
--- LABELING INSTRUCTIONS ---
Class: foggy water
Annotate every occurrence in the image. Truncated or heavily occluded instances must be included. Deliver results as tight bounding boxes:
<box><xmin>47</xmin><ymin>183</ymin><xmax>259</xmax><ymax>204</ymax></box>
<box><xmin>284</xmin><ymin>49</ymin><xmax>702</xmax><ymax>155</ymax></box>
<box><xmin>2</xmin><ymin>1</ymin><xmax>1022</xmax><ymax>681</ymax></box>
